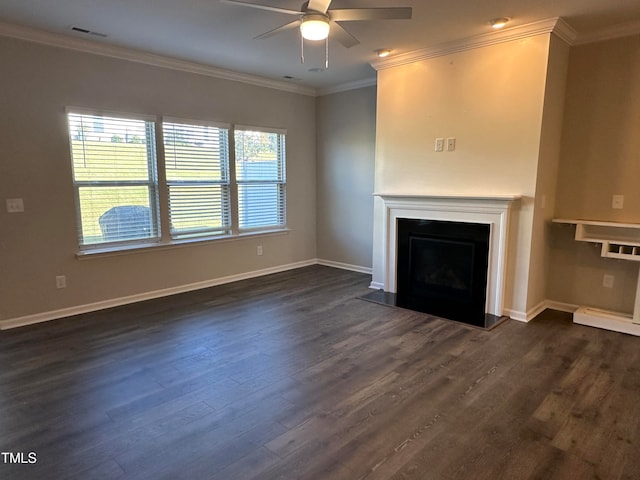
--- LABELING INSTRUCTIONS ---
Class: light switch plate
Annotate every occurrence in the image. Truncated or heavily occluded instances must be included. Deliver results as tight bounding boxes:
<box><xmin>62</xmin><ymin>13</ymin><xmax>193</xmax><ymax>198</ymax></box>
<box><xmin>446</xmin><ymin>137</ymin><xmax>456</xmax><ymax>152</ymax></box>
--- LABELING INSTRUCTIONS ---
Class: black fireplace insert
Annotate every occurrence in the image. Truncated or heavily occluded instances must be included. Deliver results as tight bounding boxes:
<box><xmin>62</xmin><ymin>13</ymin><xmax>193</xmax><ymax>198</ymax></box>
<box><xmin>396</xmin><ymin>218</ymin><xmax>490</xmax><ymax>327</ymax></box>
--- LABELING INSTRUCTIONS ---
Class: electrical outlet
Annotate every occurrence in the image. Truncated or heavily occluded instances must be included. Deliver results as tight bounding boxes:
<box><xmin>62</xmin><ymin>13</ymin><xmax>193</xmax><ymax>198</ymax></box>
<box><xmin>257</xmin><ymin>245</ymin><xmax>263</xmax><ymax>256</ymax></box>
<box><xmin>612</xmin><ymin>194</ymin><xmax>624</xmax><ymax>209</ymax></box>
<box><xmin>603</xmin><ymin>274</ymin><xmax>614</xmax><ymax>289</ymax></box>
<box><xmin>56</xmin><ymin>275</ymin><xmax>67</xmax><ymax>289</ymax></box>
<box><xmin>6</xmin><ymin>198</ymin><xmax>24</xmax><ymax>213</ymax></box>
<box><xmin>434</xmin><ymin>138</ymin><xmax>444</xmax><ymax>152</ymax></box>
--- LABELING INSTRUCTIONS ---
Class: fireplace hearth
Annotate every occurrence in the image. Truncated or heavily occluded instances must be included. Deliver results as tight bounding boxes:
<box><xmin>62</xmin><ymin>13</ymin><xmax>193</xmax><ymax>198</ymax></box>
<box><xmin>360</xmin><ymin>289</ymin><xmax>507</xmax><ymax>329</ymax></box>
<box><xmin>362</xmin><ymin>218</ymin><xmax>506</xmax><ymax>329</ymax></box>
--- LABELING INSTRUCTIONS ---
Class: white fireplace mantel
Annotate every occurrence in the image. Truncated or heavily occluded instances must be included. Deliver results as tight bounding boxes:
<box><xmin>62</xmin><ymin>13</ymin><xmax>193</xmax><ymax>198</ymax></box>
<box><xmin>373</xmin><ymin>193</ymin><xmax>521</xmax><ymax>317</ymax></box>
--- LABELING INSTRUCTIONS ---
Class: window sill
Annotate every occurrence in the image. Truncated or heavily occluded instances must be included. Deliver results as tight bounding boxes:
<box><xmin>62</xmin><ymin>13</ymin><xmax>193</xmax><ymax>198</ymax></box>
<box><xmin>76</xmin><ymin>228</ymin><xmax>290</xmax><ymax>260</ymax></box>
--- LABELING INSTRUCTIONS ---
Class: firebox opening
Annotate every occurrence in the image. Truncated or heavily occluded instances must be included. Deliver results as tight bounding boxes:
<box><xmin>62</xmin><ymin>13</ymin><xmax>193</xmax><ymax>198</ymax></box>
<box><xmin>397</xmin><ymin>218</ymin><xmax>490</xmax><ymax>327</ymax></box>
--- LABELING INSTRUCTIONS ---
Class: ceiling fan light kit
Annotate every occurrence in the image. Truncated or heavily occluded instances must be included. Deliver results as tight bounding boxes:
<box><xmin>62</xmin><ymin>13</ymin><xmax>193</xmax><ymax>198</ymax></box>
<box><xmin>300</xmin><ymin>14</ymin><xmax>330</xmax><ymax>41</ymax></box>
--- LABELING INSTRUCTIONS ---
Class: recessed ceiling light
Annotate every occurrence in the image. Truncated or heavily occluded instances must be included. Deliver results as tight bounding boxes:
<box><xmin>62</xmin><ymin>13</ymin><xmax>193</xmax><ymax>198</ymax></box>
<box><xmin>376</xmin><ymin>48</ymin><xmax>392</xmax><ymax>58</ymax></box>
<box><xmin>489</xmin><ymin>17</ymin><xmax>510</xmax><ymax>29</ymax></box>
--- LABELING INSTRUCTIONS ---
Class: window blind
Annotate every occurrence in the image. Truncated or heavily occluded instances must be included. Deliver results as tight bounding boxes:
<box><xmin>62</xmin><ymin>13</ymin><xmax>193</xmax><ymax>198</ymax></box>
<box><xmin>67</xmin><ymin>112</ymin><xmax>159</xmax><ymax>247</ymax></box>
<box><xmin>163</xmin><ymin>121</ymin><xmax>231</xmax><ymax>238</ymax></box>
<box><xmin>234</xmin><ymin>128</ymin><xmax>286</xmax><ymax>230</ymax></box>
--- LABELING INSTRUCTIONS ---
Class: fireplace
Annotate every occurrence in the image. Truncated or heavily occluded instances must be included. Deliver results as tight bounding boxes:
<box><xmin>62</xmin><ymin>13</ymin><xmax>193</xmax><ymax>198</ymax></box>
<box><xmin>396</xmin><ymin>219</ymin><xmax>490</xmax><ymax>327</ymax></box>
<box><xmin>366</xmin><ymin>194</ymin><xmax>520</xmax><ymax>329</ymax></box>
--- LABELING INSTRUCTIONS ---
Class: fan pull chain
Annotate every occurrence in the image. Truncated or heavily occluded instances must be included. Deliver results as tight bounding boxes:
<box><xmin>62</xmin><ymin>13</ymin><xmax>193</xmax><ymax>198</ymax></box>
<box><xmin>325</xmin><ymin>36</ymin><xmax>329</xmax><ymax>69</ymax></box>
<box><xmin>300</xmin><ymin>33</ymin><xmax>305</xmax><ymax>64</ymax></box>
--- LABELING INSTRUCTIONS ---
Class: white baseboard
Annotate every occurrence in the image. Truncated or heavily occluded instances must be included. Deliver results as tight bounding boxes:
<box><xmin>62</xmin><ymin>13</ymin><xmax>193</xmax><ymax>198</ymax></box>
<box><xmin>0</xmin><ymin>265</ymin><xmax>583</xmax><ymax>332</ymax></box>
<box><xmin>316</xmin><ymin>259</ymin><xmax>372</xmax><ymax>275</ymax></box>
<box><xmin>503</xmin><ymin>308</ymin><xmax>528</xmax><ymax>322</ymax></box>
<box><xmin>526</xmin><ymin>300</ymin><xmax>548</xmax><ymax>322</ymax></box>
<box><xmin>544</xmin><ymin>300</ymin><xmax>579</xmax><ymax>313</ymax></box>
<box><xmin>0</xmin><ymin>259</ymin><xmax>317</xmax><ymax>330</ymax></box>
<box><xmin>574</xmin><ymin>306</ymin><xmax>640</xmax><ymax>336</ymax></box>
<box><xmin>504</xmin><ymin>299</ymin><xmax>579</xmax><ymax>323</ymax></box>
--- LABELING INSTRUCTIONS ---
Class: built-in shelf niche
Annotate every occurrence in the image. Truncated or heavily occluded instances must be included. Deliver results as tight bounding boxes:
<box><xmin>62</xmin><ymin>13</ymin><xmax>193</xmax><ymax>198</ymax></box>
<box><xmin>553</xmin><ymin>218</ymin><xmax>640</xmax><ymax>336</ymax></box>
<box><xmin>553</xmin><ymin>218</ymin><xmax>640</xmax><ymax>261</ymax></box>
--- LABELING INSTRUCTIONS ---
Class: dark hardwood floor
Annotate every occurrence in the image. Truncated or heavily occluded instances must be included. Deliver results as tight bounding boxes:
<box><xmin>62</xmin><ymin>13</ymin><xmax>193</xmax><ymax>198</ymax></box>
<box><xmin>1</xmin><ymin>265</ymin><xmax>639</xmax><ymax>479</ymax></box>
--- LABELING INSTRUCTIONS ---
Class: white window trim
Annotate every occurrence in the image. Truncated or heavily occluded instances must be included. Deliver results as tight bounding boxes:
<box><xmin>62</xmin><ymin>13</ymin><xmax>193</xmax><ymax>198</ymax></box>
<box><xmin>162</xmin><ymin>116</ymin><xmax>231</xmax><ymax>131</ymax></box>
<box><xmin>162</xmin><ymin>117</ymin><xmax>232</xmax><ymax>239</ymax></box>
<box><xmin>75</xmin><ymin>228</ymin><xmax>291</xmax><ymax>259</ymax></box>
<box><xmin>234</xmin><ymin>126</ymin><xmax>287</xmax><ymax>232</ymax></box>
<box><xmin>67</xmin><ymin>108</ymin><xmax>161</xmax><ymax>250</ymax></box>
<box><xmin>234</xmin><ymin>124</ymin><xmax>287</xmax><ymax>135</ymax></box>
<box><xmin>67</xmin><ymin>108</ymin><xmax>289</xmax><ymax>256</ymax></box>
<box><xmin>66</xmin><ymin>106</ymin><xmax>157</xmax><ymax>123</ymax></box>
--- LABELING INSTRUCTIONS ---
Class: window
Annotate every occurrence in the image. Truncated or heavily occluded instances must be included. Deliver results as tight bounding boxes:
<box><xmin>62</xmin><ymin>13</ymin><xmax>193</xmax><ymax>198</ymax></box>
<box><xmin>234</xmin><ymin>127</ymin><xmax>286</xmax><ymax>230</ymax></box>
<box><xmin>67</xmin><ymin>111</ymin><xmax>159</xmax><ymax>247</ymax></box>
<box><xmin>163</xmin><ymin>120</ymin><xmax>231</xmax><ymax>239</ymax></box>
<box><xmin>67</xmin><ymin>111</ymin><xmax>287</xmax><ymax>251</ymax></box>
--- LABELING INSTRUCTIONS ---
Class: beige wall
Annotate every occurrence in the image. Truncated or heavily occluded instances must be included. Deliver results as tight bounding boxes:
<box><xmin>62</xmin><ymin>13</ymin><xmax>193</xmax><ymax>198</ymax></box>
<box><xmin>4</xmin><ymin>27</ymin><xmax>636</xmax><ymax>325</ymax></box>
<box><xmin>549</xmin><ymin>34</ymin><xmax>640</xmax><ymax>314</ymax></box>
<box><xmin>0</xmin><ymin>36</ymin><xmax>317</xmax><ymax>322</ymax></box>
<box><xmin>316</xmin><ymin>86</ymin><xmax>376</xmax><ymax>269</ymax></box>
<box><xmin>372</xmin><ymin>35</ymin><xmax>554</xmax><ymax>317</ymax></box>
<box><xmin>528</xmin><ymin>35</ymin><xmax>570</xmax><ymax>312</ymax></box>
<box><xmin>555</xmin><ymin>35</ymin><xmax>640</xmax><ymax>223</ymax></box>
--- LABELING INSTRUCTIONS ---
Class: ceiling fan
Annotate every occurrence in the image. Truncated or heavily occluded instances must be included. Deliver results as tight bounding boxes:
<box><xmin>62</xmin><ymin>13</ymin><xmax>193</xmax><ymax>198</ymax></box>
<box><xmin>220</xmin><ymin>0</ymin><xmax>412</xmax><ymax>50</ymax></box>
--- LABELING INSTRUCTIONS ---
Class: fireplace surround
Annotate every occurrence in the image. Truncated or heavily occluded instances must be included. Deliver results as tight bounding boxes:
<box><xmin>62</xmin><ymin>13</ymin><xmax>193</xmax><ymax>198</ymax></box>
<box><xmin>371</xmin><ymin>194</ymin><xmax>520</xmax><ymax>327</ymax></box>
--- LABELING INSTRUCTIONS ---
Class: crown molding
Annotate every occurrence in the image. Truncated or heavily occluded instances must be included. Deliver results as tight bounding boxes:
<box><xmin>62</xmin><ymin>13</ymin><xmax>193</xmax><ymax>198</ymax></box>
<box><xmin>370</xmin><ymin>17</ymin><xmax>577</xmax><ymax>71</ymax></box>
<box><xmin>552</xmin><ymin>17</ymin><xmax>579</xmax><ymax>45</ymax></box>
<box><xmin>316</xmin><ymin>77</ymin><xmax>377</xmax><ymax>96</ymax></box>
<box><xmin>574</xmin><ymin>20</ymin><xmax>640</xmax><ymax>45</ymax></box>
<box><xmin>0</xmin><ymin>21</ymin><xmax>317</xmax><ymax>97</ymax></box>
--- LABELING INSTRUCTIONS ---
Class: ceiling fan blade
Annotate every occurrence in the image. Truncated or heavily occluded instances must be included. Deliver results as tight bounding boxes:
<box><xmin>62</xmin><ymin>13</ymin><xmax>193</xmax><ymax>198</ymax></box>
<box><xmin>220</xmin><ymin>0</ymin><xmax>300</xmax><ymax>15</ymax></box>
<box><xmin>254</xmin><ymin>20</ymin><xmax>301</xmax><ymax>39</ymax></box>
<box><xmin>307</xmin><ymin>0</ymin><xmax>332</xmax><ymax>14</ymax></box>
<box><xmin>330</xmin><ymin>21</ymin><xmax>359</xmax><ymax>48</ymax></box>
<box><xmin>330</xmin><ymin>7</ymin><xmax>412</xmax><ymax>22</ymax></box>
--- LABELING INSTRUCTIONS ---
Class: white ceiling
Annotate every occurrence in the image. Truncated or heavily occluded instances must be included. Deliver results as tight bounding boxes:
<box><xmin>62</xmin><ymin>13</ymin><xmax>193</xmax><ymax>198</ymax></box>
<box><xmin>1</xmin><ymin>0</ymin><xmax>639</xmax><ymax>91</ymax></box>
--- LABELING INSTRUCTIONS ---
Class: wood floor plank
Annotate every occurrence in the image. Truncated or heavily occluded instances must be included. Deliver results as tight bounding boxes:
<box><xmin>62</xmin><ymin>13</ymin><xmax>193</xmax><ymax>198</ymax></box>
<box><xmin>1</xmin><ymin>266</ymin><xmax>639</xmax><ymax>480</ymax></box>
